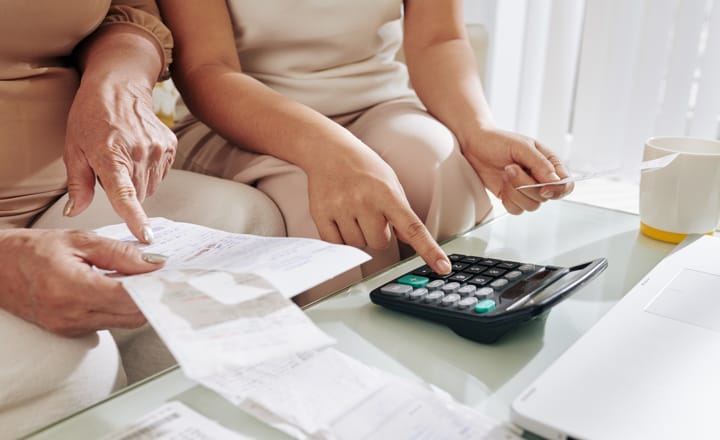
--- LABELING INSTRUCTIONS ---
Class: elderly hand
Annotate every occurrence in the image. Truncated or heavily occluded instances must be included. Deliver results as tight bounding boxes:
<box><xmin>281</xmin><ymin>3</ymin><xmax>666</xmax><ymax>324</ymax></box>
<box><xmin>460</xmin><ymin>127</ymin><xmax>573</xmax><ymax>215</ymax></box>
<box><xmin>0</xmin><ymin>229</ymin><xmax>166</xmax><ymax>337</ymax></box>
<box><xmin>308</xmin><ymin>149</ymin><xmax>451</xmax><ymax>275</ymax></box>
<box><xmin>63</xmin><ymin>77</ymin><xmax>176</xmax><ymax>243</ymax></box>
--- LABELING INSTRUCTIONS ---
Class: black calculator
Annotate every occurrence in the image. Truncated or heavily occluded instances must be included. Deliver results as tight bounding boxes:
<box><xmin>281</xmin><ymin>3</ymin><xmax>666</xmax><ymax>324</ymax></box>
<box><xmin>370</xmin><ymin>254</ymin><xmax>607</xmax><ymax>343</ymax></box>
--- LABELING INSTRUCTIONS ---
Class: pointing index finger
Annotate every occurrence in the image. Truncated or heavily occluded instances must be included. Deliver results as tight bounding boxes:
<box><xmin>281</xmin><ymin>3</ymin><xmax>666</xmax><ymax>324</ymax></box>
<box><xmin>387</xmin><ymin>204</ymin><xmax>450</xmax><ymax>275</ymax></box>
<box><xmin>100</xmin><ymin>169</ymin><xmax>153</xmax><ymax>243</ymax></box>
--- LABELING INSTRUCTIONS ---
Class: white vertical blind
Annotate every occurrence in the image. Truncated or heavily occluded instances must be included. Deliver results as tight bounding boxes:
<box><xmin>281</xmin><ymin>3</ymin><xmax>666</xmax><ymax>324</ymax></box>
<box><xmin>473</xmin><ymin>0</ymin><xmax>719</xmax><ymax>181</ymax></box>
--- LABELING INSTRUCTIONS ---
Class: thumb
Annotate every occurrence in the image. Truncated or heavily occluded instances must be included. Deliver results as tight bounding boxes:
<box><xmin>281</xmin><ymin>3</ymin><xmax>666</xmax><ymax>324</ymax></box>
<box><xmin>63</xmin><ymin>150</ymin><xmax>97</xmax><ymax>217</ymax></box>
<box><xmin>77</xmin><ymin>234</ymin><xmax>168</xmax><ymax>275</ymax></box>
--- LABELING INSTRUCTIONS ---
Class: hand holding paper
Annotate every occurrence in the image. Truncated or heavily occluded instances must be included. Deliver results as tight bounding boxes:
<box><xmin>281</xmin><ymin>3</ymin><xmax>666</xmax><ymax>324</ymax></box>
<box><xmin>515</xmin><ymin>153</ymin><xmax>680</xmax><ymax>190</ymax></box>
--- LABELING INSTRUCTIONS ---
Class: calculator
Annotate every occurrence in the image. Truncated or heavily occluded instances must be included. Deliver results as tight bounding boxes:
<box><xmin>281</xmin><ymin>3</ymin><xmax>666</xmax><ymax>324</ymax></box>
<box><xmin>370</xmin><ymin>254</ymin><xmax>608</xmax><ymax>343</ymax></box>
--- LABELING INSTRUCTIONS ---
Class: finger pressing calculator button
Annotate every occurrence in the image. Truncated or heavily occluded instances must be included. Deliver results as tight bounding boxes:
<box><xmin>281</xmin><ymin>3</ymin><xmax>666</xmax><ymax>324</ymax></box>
<box><xmin>380</xmin><ymin>283</ymin><xmax>413</xmax><ymax>296</ymax></box>
<box><xmin>474</xmin><ymin>299</ymin><xmax>497</xmax><ymax>313</ymax></box>
<box><xmin>397</xmin><ymin>274</ymin><xmax>430</xmax><ymax>288</ymax></box>
<box><xmin>440</xmin><ymin>293</ymin><xmax>461</xmax><ymax>306</ymax></box>
<box><xmin>424</xmin><ymin>291</ymin><xmax>445</xmax><ymax>304</ymax></box>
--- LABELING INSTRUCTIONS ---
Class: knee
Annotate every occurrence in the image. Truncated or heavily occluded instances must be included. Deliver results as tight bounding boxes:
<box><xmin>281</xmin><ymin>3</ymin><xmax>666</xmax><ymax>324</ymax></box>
<box><xmin>145</xmin><ymin>169</ymin><xmax>286</xmax><ymax>237</ymax></box>
<box><xmin>0</xmin><ymin>312</ymin><xmax>124</xmax><ymax>437</ymax></box>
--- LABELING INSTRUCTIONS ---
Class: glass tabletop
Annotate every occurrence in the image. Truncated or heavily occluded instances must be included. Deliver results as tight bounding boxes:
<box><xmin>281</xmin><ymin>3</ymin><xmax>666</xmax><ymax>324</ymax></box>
<box><xmin>26</xmin><ymin>201</ymin><xmax>677</xmax><ymax>439</ymax></box>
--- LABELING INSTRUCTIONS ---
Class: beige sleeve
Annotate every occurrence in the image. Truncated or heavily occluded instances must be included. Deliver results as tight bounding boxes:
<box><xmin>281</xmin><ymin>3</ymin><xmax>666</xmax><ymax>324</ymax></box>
<box><xmin>102</xmin><ymin>0</ymin><xmax>173</xmax><ymax>80</ymax></box>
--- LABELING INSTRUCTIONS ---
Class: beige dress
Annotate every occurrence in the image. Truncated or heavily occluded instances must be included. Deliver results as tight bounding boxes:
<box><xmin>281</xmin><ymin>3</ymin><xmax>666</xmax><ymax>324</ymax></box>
<box><xmin>0</xmin><ymin>2</ymin><xmax>172</xmax><ymax>436</ymax></box>
<box><xmin>175</xmin><ymin>0</ymin><xmax>492</xmax><ymax>287</ymax></box>
<box><xmin>0</xmin><ymin>0</ymin><xmax>172</xmax><ymax>229</ymax></box>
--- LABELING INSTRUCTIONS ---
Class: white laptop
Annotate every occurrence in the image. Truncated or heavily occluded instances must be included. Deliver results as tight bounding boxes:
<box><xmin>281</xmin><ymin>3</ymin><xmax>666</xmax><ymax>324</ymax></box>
<box><xmin>511</xmin><ymin>235</ymin><xmax>720</xmax><ymax>440</ymax></box>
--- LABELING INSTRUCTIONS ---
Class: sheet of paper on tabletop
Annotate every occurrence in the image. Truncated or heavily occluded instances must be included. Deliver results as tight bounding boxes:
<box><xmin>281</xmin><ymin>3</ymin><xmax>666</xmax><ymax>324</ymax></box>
<box><xmin>200</xmin><ymin>347</ymin><xmax>521</xmax><ymax>440</ymax></box>
<box><xmin>515</xmin><ymin>153</ymin><xmax>680</xmax><ymax>190</ymax></box>
<box><xmin>95</xmin><ymin>217</ymin><xmax>371</xmax><ymax>302</ymax></box>
<box><xmin>102</xmin><ymin>400</ymin><xmax>251</xmax><ymax>440</ymax></box>
<box><xmin>121</xmin><ymin>275</ymin><xmax>335</xmax><ymax>378</ymax></box>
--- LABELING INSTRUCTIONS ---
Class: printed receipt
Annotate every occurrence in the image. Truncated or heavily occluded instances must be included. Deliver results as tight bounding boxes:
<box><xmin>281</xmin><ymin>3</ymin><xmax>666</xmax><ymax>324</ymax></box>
<box><xmin>96</xmin><ymin>218</ymin><xmax>369</xmax><ymax>376</ymax></box>
<box><xmin>102</xmin><ymin>401</ymin><xmax>250</xmax><ymax>440</ymax></box>
<box><xmin>198</xmin><ymin>348</ymin><xmax>522</xmax><ymax>440</ymax></box>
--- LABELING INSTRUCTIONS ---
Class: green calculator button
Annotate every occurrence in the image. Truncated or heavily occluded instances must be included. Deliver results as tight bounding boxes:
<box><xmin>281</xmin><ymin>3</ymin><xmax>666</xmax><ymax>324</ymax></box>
<box><xmin>396</xmin><ymin>274</ymin><xmax>430</xmax><ymax>288</ymax></box>
<box><xmin>474</xmin><ymin>299</ymin><xmax>496</xmax><ymax>313</ymax></box>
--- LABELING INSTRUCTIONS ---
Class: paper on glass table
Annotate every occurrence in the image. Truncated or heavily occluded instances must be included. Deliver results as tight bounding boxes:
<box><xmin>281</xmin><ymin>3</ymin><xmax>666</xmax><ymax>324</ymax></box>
<box><xmin>121</xmin><ymin>276</ymin><xmax>336</xmax><ymax>379</ymax></box>
<box><xmin>515</xmin><ymin>153</ymin><xmax>680</xmax><ymax>190</ymax></box>
<box><xmin>102</xmin><ymin>400</ymin><xmax>250</xmax><ymax>440</ymax></box>
<box><xmin>197</xmin><ymin>347</ymin><xmax>521</xmax><ymax>440</ymax></box>
<box><xmin>96</xmin><ymin>217</ymin><xmax>371</xmax><ymax>303</ymax></box>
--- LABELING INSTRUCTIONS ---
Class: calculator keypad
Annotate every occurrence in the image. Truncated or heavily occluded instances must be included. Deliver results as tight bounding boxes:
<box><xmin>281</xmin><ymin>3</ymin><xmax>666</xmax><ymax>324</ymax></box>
<box><xmin>379</xmin><ymin>253</ymin><xmax>546</xmax><ymax>316</ymax></box>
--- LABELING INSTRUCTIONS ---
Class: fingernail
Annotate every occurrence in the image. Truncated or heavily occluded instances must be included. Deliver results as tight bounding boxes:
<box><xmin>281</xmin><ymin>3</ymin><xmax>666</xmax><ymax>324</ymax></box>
<box><xmin>436</xmin><ymin>258</ymin><xmax>451</xmax><ymax>275</ymax></box>
<box><xmin>63</xmin><ymin>198</ymin><xmax>74</xmax><ymax>217</ymax></box>
<box><xmin>141</xmin><ymin>252</ymin><xmax>168</xmax><ymax>264</ymax></box>
<box><xmin>548</xmin><ymin>172</ymin><xmax>561</xmax><ymax>181</ymax></box>
<box><xmin>541</xmin><ymin>189</ymin><xmax>554</xmax><ymax>199</ymax></box>
<box><xmin>504</xmin><ymin>165</ymin><xmax>518</xmax><ymax>177</ymax></box>
<box><xmin>142</xmin><ymin>225</ymin><xmax>155</xmax><ymax>244</ymax></box>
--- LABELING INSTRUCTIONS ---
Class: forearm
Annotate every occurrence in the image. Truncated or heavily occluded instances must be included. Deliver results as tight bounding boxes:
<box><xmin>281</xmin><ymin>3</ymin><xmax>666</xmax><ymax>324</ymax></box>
<box><xmin>175</xmin><ymin>65</ymin><xmax>371</xmax><ymax>173</ymax></box>
<box><xmin>407</xmin><ymin>39</ymin><xmax>496</xmax><ymax>149</ymax></box>
<box><xmin>75</xmin><ymin>24</ymin><xmax>163</xmax><ymax>92</ymax></box>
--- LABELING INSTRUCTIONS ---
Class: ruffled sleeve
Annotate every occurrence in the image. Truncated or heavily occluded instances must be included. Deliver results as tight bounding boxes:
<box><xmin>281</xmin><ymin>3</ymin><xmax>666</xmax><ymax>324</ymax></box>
<box><xmin>101</xmin><ymin>0</ymin><xmax>173</xmax><ymax>80</ymax></box>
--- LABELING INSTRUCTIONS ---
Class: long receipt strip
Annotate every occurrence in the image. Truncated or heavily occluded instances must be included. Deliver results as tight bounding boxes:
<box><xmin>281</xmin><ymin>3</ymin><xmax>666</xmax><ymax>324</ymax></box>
<box><xmin>515</xmin><ymin>153</ymin><xmax>679</xmax><ymax>190</ymax></box>
<box><xmin>96</xmin><ymin>218</ymin><xmax>370</xmax><ymax>377</ymax></box>
<box><xmin>104</xmin><ymin>348</ymin><xmax>521</xmax><ymax>440</ymax></box>
<box><xmin>98</xmin><ymin>219</ymin><xmax>520</xmax><ymax>439</ymax></box>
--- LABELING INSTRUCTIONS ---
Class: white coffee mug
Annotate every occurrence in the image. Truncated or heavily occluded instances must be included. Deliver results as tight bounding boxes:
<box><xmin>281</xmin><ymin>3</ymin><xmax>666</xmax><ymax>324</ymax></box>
<box><xmin>639</xmin><ymin>136</ymin><xmax>720</xmax><ymax>243</ymax></box>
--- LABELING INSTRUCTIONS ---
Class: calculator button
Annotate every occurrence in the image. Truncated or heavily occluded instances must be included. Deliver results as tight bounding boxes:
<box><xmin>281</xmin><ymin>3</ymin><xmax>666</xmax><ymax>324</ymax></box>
<box><xmin>426</xmin><ymin>279</ymin><xmax>445</xmax><ymax>290</ymax></box>
<box><xmin>474</xmin><ymin>299</ymin><xmax>497</xmax><ymax>313</ymax></box>
<box><xmin>408</xmin><ymin>288</ymin><xmax>428</xmax><ymax>300</ymax></box>
<box><xmin>457</xmin><ymin>296</ymin><xmax>479</xmax><ymax>308</ymax></box>
<box><xmin>448</xmin><ymin>254</ymin><xmax>465</xmax><ymax>262</ymax></box>
<box><xmin>451</xmin><ymin>262</ymin><xmax>469</xmax><ymax>271</ymax></box>
<box><xmin>490</xmin><ymin>278</ymin><xmax>509</xmax><ymax>288</ymax></box>
<box><xmin>380</xmin><ymin>283</ymin><xmax>413</xmax><ymax>296</ymax></box>
<box><xmin>457</xmin><ymin>285</ymin><xmax>477</xmax><ymax>296</ymax></box>
<box><xmin>479</xmin><ymin>259</ymin><xmax>499</xmax><ymax>266</ymax></box>
<box><xmin>441</xmin><ymin>282</ymin><xmax>461</xmax><ymax>293</ymax></box>
<box><xmin>460</xmin><ymin>256</ymin><xmax>482</xmax><ymax>264</ymax></box>
<box><xmin>440</xmin><ymin>293</ymin><xmax>461</xmax><ymax>307</ymax></box>
<box><xmin>465</xmin><ymin>265</ymin><xmax>488</xmax><ymax>274</ymax></box>
<box><xmin>412</xmin><ymin>266</ymin><xmax>434</xmax><ymax>277</ymax></box>
<box><xmin>468</xmin><ymin>276</ymin><xmax>492</xmax><ymax>286</ymax></box>
<box><xmin>449</xmin><ymin>272</ymin><xmax>473</xmax><ymax>283</ymax></box>
<box><xmin>505</xmin><ymin>270</ymin><xmax>523</xmax><ymax>280</ymax></box>
<box><xmin>474</xmin><ymin>287</ymin><xmax>494</xmax><ymax>298</ymax></box>
<box><xmin>424</xmin><ymin>291</ymin><xmax>445</xmax><ymax>304</ymax></box>
<box><xmin>483</xmin><ymin>268</ymin><xmax>507</xmax><ymax>277</ymax></box>
<box><xmin>518</xmin><ymin>264</ymin><xmax>538</xmax><ymax>272</ymax></box>
<box><xmin>397</xmin><ymin>274</ymin><xmax>430</xmax><ymax>288</ymax></box>
<box><xmin>497</xmin><ymin>261</ymin><xmax>520</xmax><ymax>269</ymax></box>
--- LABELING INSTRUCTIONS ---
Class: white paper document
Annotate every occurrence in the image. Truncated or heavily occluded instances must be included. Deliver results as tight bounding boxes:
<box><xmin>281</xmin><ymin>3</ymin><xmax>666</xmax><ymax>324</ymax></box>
<box><xmin>102</xmin><ymin>401</ymin><xmax>251</xmax><ymax>440</ymax></box>
<box><xmin>96</xmin><ymin>217</ymin><xmax>370</xmax><ymax>302</ymax></box>
<box><xmin>95</xmin><ymin>218</ymin><xmax>371</xmax><ymax>376</ymax></box>
<box><xmin>515</xmin><ymin>153</ymin><xmax>679</xmax><ymax>190</ymax></box>
<box><xmin>202</xmin><ymin>347</ymin><xmax>521</xmax><ymax>440</ymax></box>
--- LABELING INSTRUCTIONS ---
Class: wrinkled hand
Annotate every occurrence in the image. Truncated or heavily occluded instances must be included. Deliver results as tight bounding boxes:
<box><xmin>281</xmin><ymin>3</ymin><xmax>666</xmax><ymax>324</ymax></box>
<box><xmin>64</xmin><ymin>79</ymin><xmax>176</xmax><ymax>243</ymax></box>
<box><xmin>0</xmin><ymin>229</ymin><xmax>166</xmax><ymax>337</ymax></box>
<box><xmin>461</xmin><ymin>127</ymin><xmax>573</xmax><ymax>214</ymax></box>
<box><xmin>308</xmin><ymin>150</ymin><xmax>451</xmax><ymax>274</ymax></box>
